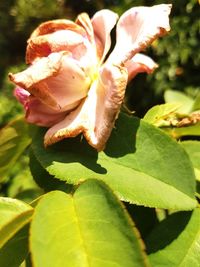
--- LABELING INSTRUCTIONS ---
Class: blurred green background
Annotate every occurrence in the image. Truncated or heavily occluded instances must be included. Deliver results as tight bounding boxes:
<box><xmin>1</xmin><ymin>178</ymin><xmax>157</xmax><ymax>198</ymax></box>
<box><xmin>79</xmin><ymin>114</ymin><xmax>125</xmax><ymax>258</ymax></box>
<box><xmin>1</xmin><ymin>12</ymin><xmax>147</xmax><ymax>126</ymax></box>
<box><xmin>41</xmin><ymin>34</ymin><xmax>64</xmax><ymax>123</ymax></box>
<box><xmin>0</xmin><ymin>0</ymin><xmax>200</xmax><ymax>125</ymax></box>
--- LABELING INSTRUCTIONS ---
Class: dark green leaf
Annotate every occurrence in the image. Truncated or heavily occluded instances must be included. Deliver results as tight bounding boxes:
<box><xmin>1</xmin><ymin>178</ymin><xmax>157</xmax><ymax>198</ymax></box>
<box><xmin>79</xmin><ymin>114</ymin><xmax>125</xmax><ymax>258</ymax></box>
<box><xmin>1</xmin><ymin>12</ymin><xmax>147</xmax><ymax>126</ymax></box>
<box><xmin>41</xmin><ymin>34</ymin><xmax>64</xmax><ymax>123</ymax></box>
<box><xmin>0</xmin><ymin>197</ymin><xmax>33</xmax><ymax>248</ymax></box>
<box><xmin>0</xmin><ymin>224</ymin><xmax>29</xmax><ymax>267</ymax></box>
<box><xmin>0</xmin><ymin>117</ymin><xmax>31</xmax><ymax>180</ymax></box>
<box><xmin>146</xmin><ymin>208</ymin><xmax>200</xmax><ymax>267</ymax></box>
<box><xmin>124</xmin><ymin>203</ymin><xmax>159</xmax><ymax>240</ymax></box>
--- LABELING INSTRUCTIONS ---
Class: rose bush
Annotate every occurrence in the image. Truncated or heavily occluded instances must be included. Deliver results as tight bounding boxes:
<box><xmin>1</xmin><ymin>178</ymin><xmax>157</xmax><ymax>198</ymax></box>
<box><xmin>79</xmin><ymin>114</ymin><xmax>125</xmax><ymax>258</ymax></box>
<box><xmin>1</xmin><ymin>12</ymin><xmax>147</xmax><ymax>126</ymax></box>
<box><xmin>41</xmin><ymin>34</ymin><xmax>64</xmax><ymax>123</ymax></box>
<box><xmin>9</xmin><ymin>4</ymin><xmax>171</xmax><ymax>151</ymax></box>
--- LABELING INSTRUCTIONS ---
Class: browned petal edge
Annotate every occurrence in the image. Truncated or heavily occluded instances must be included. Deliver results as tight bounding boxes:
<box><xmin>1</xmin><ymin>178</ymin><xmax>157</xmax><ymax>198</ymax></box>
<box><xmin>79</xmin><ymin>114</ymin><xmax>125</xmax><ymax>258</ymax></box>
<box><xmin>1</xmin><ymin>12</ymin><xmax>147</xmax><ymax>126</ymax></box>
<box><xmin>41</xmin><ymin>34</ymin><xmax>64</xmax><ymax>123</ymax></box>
<box><xmin>30</xmin><ymin>19</ymin><xmax>86</xmax><ymax>38</ymax></box>
<box><xmin>44</xmin><ymin>125</ymin><xmax>86</xmax><ymax>148</ymax></box>
<box><xmin>75</xmin><ymin>13</ymin><xmax>95</xmax><ymax>44</ymax></box>
<box><xmin>26</xmin><ymin>19</ymin><xmax>87</xmax><ymax>63</ymax></box>
<box><xmin>119</xmin><ymin>4</ymin><xmax>172</xmax><ymax>65</ymax></box>
<box><xmin>121</xmin><ymin>27</ymin><xmax>170</xmax><ymax>66</ymax></box>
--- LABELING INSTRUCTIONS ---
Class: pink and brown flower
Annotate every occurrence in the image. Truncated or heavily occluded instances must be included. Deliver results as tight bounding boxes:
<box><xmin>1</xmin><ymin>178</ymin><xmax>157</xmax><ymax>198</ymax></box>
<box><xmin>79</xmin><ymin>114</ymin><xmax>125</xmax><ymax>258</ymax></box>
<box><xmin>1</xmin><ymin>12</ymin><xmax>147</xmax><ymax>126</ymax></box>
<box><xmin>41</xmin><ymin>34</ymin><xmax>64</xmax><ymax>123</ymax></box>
<box><xmin>9</xmin><ymin>4</ymin><xmax>172</xmax><ymax>151</ymax></box>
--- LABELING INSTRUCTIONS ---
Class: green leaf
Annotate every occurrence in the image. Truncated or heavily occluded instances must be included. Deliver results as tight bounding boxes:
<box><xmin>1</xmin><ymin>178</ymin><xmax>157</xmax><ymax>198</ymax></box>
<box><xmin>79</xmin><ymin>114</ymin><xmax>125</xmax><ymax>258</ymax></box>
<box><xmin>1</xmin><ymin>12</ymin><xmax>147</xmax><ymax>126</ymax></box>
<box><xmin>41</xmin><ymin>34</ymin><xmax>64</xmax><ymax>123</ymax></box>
<box><xmin>146</xmin><ymin>208</ymin><xmax>200</xmax><ymax>267</ymax></box>
<box><xmin>124</xmin><ymin>203</ymin><xmax>159</xmax><ymax>240</ymax></box>
<box><xmin>193</xmin><ymin>93</ymin><xmax>200</xmax><ymax>111</ymax></box>
<box><xmin>0</xmin><ymin>224</ymin><xmax>29</xmax><ymax>267</ymax></box>
<box><xmin>163</xmin><ymin>123</ymin><xmax>200</xmax><ymax>139</ymax></box>
<box><xmin>181</xmin><ymin>141</ymin><xmax>200</xmax><ymax>181</ymax></box>
<box><xmin>32</xmin><ymin>113</ymin><xmax>196</xmax><ymax>210</ymax></box>
<box><xmin>164</xmin><ymin>90</ymin><xmax>194</xmax><ymax>114</ymax></box>
<box><xmin>0</xmin><ymin>197</ymin><xmax>33</xmax><ymax>248</ymax></box>
<box><xmin>29</xmin><ymin>149</ymin><xmax>73</xmax><ymax>193</ymax></box>
<box><xmin>143</xmin><ymin>103</ymin><xmax>180</xmax><ymax>126</ymax></box>
<box><xmin>30</xmin><ymin>180</ymin><xmax>149</xmax><ymax>267</ymax></box>
<box><xmin>0</xmin><ymin>117</ymin><xmax>31</xmax><ymax>179</ymax></box>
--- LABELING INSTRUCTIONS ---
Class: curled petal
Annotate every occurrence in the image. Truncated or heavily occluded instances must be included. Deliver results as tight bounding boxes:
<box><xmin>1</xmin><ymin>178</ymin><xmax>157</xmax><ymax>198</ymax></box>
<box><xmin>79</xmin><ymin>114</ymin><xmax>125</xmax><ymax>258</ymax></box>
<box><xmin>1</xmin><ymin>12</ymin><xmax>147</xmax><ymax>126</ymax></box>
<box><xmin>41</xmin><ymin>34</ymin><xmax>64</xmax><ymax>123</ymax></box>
<box><xmin>9</xmin><ymin>53</ymin><xmax>62</xmax><ymax>109</ymax></box>
<box><xmin>26</xmin><ymin>30</ymin><xmax>85</xmax><ymax>63</ymax></box>
<box><xmin>108</xmin><ymin>4</ymin><xmax>172</xmax><ymax>65</ymax></box>
<box><xmin>44</xmin><ymin>64</ymin><xmax>128</xmax><ymax>151</ymax></box>
<box><xmin>125</xmin><ymin>53</ymin><xmax>158</xmax><ymax>81</ymax></box>
<box><xmin>76</xmin><ymin>13</ymin><xmax>95</xmax><ymax>44</ymax></box>
<box><xmin>91</xmin><ymin>9</ymin><xmax>118</xmax><ymax>63</ymax></box>
<box><xmin>9</xmin><ymin>53</ymin><xmax>91</xmax><ymax>111</ymax></box>
<box><xmin>26</xmin><ymin>19</ymin><xmax>86</xmax><ymax>63</ymax></box>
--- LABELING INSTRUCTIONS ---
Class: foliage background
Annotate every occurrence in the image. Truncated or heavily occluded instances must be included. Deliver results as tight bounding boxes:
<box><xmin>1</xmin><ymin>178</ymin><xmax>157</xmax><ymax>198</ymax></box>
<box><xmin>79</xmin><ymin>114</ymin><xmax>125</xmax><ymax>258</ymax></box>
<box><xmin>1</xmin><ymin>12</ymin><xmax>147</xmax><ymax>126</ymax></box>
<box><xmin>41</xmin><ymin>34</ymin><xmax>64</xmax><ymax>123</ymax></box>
<box><xmin>0</xmin><ymin>0</ymin><xmax>199</xmax><ymax>198</ymax></box>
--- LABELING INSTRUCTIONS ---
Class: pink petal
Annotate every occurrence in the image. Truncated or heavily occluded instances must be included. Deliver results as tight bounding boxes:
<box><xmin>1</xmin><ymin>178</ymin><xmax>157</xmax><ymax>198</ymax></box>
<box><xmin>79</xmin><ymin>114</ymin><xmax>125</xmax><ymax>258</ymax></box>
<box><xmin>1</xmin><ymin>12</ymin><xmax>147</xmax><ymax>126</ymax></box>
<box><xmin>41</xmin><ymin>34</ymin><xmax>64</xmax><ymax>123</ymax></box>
<box><xmin>25</xmin><ymin>96</ymin><xmax>67</xmax><ymax>127</ymax></box>
<box><xmin>14</xmin><ymin>87</ymin><xmax>30</xmax><ymax>106</ymax></box>
<box><xmin>108</xmin><ymin>4</ymin><xmax>172</xmax><ymax>65</ymax></box>
<box><xmin>125</xmin><ymin>53</ymin><xmax>158</xmax><ymax>81</ymax></box>
<box><xmin>9</xmin><ymin>52</ymin><xmax>91</xmax><ymax>111</ymax></box>
<box><xmin>44</xmin><ymin>63</ymin><xmax>128</xmax><ymax>151</ymax></box>
<box><xmin>14</xmin><ymin>87</ymin><xmax>67</xmax><ymax>127</ymax></box>
<box><xmin>91</xmin><ymin>9</ymin><xmax>118</xmax><ymax>63</ymax></box>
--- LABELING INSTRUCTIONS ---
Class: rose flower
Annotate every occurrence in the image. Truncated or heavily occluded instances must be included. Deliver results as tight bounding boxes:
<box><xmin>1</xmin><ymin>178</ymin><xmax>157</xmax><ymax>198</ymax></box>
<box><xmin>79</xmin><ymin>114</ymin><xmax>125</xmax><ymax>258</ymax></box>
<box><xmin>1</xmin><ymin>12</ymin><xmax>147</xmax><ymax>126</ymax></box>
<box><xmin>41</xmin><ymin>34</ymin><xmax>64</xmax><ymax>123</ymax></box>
<box><xmin>9</xmin><ymin>4</ymin><xmax>171</xmax><ymax>151</ymax></box>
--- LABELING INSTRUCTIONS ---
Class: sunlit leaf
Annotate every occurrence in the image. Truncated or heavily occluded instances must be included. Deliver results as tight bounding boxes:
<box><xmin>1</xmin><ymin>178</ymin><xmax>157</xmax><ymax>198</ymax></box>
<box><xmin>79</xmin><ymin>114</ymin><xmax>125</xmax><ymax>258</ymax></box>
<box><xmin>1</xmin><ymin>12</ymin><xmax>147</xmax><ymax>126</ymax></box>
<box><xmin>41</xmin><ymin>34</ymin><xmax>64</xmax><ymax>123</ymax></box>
<box><xmin>0</xmin><ymin>197</ymin><xmax>33</xmax><ymax>248</ymax></box>
<box><xmin>32</xmin><ymin>113</ymin><xmax>196</xmax><ymax>210</ymax></box>
<box><xmin>164</xmin><ymin>90</ymin><xmax>194</xmax><ymax>114</ymax></box>
<box><xmin>181</xmin><ymin>141</ymin><xmax>200</xmax><ymax>181</ymax></box>
<box><xmin>163</xmin><ymin>123</ymin><xmax>200</xmax><ymax>139</ymax></box>
<box><xmin>30</xmin><ymin>180</ymin><xmax>149</xmax><ymax>267</ymax></box>
<box><xmin>143</xmin><ymin>103</ymin><xmax>180</xmax><ymax>126</ymax></box>
<box><xmin>193</xmin><ymin>93</ymin><xmax>200</xmax><ymax>111</ymax></box>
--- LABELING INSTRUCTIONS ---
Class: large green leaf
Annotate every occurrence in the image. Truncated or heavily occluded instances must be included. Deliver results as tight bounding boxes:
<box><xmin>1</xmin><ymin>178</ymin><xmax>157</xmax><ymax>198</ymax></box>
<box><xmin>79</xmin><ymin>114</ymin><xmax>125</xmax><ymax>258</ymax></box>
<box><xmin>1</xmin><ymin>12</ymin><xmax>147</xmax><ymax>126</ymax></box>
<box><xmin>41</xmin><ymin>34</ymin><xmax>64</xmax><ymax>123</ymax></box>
<box><xmin>30</xmin><ymin>180</ymin><xmax>149</xmax><ymax>267</ymax></box>
<box><xmin>146</xmin><ymin>208</ymin><xmax>200</xmax><ymax>267</ymax></box>
<box><xmin>0</xmin><ymin>224</ymin><xmax>29</xmax><ymax>267</ymax></box>
<box><xmin>32</xmin><ymin>113</ymin><xmax>196</xmax><ymax>210</ymax></box>
<box><xmin>0</xmin><ymin>197</ymin><xmax>33</xmax><ymax>248</ymax></box>
<box><xmin>0</xmin><ymin>117</ymin><xmax>31</xmax><ymax>179</ymax></box>
<box><xmin>181</xmin><ymin>141</ymin><xmax>200</xmax><ymax>181</ymax></box>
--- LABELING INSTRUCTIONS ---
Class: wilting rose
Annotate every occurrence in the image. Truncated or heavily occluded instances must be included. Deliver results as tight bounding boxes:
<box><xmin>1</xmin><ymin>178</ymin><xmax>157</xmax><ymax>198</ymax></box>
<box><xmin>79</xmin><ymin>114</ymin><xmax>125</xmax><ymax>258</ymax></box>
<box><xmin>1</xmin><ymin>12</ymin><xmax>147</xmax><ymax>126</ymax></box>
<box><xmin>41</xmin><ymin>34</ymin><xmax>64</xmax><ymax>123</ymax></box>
<box><xmin>9</xmin><ymin>4</ymin><xmax>171</xmax><ymax>151</ymax></box>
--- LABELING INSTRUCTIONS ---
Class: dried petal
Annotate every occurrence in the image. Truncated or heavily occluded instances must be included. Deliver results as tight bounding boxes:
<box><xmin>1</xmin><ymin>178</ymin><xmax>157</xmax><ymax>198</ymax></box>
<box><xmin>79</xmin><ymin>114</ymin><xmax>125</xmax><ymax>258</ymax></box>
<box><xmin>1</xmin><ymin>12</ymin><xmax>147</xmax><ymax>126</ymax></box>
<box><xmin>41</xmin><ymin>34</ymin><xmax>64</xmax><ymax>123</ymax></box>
<box><xmin>26</xmin><ymin>19</ymin><xmax>86</xmax><ymax>63</ymax></box>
